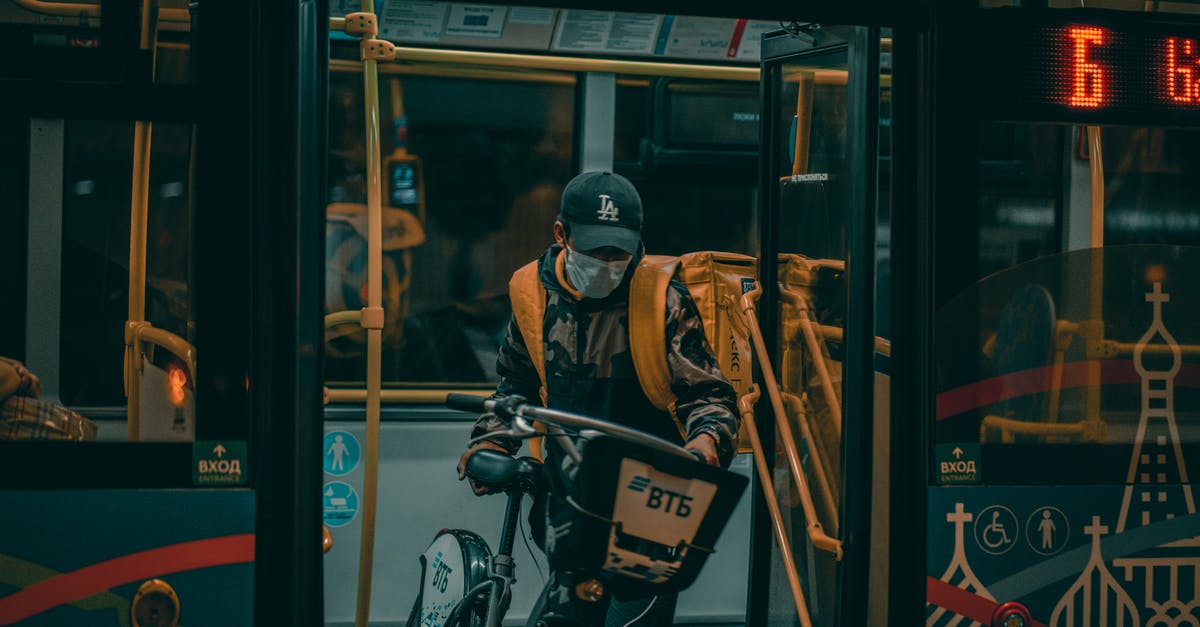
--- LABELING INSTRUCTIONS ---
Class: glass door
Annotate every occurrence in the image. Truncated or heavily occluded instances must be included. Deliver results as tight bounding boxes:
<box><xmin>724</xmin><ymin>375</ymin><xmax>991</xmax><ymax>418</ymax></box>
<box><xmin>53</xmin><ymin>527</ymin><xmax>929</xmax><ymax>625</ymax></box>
<box><xmin>758</xmin><ymin>24</ymin><xmax>887</xmax><ymax>627</ymax></box>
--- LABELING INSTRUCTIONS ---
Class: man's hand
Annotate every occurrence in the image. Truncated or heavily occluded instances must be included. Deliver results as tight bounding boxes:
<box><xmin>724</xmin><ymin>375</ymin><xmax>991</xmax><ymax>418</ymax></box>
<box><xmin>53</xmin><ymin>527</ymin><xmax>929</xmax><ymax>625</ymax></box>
<box><xmin>684</xmin><ymin>432</ymin><xmax>720</xmax><ymax>467</ymax></box>
<box><xmin>457</xmin><ymin>440</ymin><xmax>510</xmax><ymax>495</ymax></box>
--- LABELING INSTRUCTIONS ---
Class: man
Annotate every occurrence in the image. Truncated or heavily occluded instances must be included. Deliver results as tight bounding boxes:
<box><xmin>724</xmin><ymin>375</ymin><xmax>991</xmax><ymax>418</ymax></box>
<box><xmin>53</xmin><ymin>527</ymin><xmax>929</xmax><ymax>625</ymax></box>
<box><xmin>457</xmin><ymin>170</ymin><xmax>740</xmax><ymax>626</ymax></box>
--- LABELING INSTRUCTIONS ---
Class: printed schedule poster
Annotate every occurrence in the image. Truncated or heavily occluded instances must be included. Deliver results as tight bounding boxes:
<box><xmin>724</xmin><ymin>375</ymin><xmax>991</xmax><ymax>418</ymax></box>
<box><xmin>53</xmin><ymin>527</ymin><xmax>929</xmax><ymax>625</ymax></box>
<box><xmin>553</xmin><ymin>10</ymin><xmax>660</xmax><ymax>55</ymax></box>
<box><xmin>379</xmin><ymin>1</ymin><xmax>447</xmax><ymax>42</ymax></box>
<box><xmin>662</xmin><ymin>16</ymin><xmax>736</xmax><ymax>59</ymax></box>
<box><xmin>508</xmin><ymin>6</ymin><xmax>555</xmax><ymax>25</ymax></box>
<box><xmin>445</xmin><ymin>4</ymin><xmax>507</xmax><ymax>38</ymax></box>
<box><xmin>607</xmin><ymin>12</ymin><xmax>660</xmax><ymax>53</ymax></box>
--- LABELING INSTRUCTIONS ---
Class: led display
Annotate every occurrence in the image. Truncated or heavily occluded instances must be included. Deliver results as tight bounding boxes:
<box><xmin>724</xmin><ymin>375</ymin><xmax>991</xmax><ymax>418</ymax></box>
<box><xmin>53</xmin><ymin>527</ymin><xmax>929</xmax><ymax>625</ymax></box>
<box><xmin>979</xmin><ymin>11</ymin><xmax>1200</xmax><ymax>125</ymax></box>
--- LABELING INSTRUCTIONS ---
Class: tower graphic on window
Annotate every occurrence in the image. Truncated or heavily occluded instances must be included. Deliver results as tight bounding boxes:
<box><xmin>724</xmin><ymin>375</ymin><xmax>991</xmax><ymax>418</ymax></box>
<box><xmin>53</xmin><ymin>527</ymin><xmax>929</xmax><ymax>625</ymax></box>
<box><xmin>1116</xmin><ymin>282</ymin><xmax>1196</xmax><ymax>537</ymax></box>
<box><xmin>1106</xmin><ymin>281</ymin><xmax>1200</xmax><ymax>626</ymax></box>
<box><xmin>1049</xmin><ymin>517</ymin><xmax>1140</xmax><ymax>627</ymax></box>
<box><xmin>927</xmin><ymin>503</ymin><xmax>994</xmax><ymax>627</ymax></box>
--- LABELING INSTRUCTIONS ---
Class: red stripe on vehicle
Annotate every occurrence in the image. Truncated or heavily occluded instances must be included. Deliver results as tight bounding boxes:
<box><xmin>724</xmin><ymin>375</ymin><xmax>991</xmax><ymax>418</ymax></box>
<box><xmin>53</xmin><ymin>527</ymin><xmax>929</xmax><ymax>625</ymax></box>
<box><xmin>0</xmin><ymin>533</ymin><xmax>255</xmax><ymax>625</ymax></box>
<box><xmin>926</xmin><ymin>577</ymin><xmax>1050</xmax><ymax>627</ymax></box>
<box><xmin>935</xmin><ymin>360</ymin><xmax>1200</xmax><ymax>421</ymax></box>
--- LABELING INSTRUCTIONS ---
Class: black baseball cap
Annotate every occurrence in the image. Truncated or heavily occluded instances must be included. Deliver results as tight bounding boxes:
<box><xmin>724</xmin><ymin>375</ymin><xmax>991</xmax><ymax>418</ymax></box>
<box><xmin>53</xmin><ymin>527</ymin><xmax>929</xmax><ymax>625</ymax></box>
<box><xmin>560</xmin><ymin>171</ymin><xmax>642</xmax><ymax>255</ymax></box>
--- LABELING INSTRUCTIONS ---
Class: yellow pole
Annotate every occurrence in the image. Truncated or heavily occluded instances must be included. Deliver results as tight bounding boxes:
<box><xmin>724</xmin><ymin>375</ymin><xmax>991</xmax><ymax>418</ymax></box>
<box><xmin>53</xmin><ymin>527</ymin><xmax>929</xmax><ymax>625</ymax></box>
<box><xmin>1086</xmin><ymin>127</ymin><xmax>1104</xmax><ymax>429</ymax></box>
<box><xmin>737</xmin><ymin>389</ymin><xmax>814</xmax><ymax>627</ymax></box>
<box><xmin>354</xmin><ymin>1</ymin><xmax>385</xmax><ymax>624</ymax></box>
<box><xmin>742</xmin><ymin>288</ymin><xmax>842</xmax><ymax>559</ymax></box>
<box><xmin>125</xmin><ymin>0</ymin><xmax>156</xmax><ymax>442</ymax></box>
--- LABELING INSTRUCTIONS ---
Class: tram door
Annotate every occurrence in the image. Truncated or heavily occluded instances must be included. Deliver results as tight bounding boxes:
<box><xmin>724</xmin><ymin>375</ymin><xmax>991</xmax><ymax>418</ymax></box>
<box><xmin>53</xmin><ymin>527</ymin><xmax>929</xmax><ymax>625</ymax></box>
<box><xmin>918</xmin><ymin>8</ymin><xmax>1200</xmax><ymax>627</ymax></box>
<box><xmin>759</xmin><ymin>25</ymin><xmax>891</xmax><ymax>627</ymax></box>
<box><xmin>0</xmin><ymin>2</ymin><xmax>323</xmax><ymax>626</ymax></box>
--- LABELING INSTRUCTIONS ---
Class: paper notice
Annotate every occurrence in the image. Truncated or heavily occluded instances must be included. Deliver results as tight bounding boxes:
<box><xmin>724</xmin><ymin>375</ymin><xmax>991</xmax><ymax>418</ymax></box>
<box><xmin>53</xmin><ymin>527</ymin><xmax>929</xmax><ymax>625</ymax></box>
<box><xmin>662</xmin><ymin>16</ymin><xmax>736</xmax><ymax>59</ymax></box>
<box><xmin>553</xmin><ymin>10</ymin><xmax>660</xmax><ymax>55</ymax></box>
<box><xmin>444</xmin><ymin>4</ymin><xmax>507</xmax><ymax>38</ymax></box>
<box><xmin>509</xmin><ymin>6</ymin><xmax>555</xmax><ymax>25</ymax></box>
<box><xmin>379</xmin><ymin>1</ymin><xmax>447</xmax><ymax>42</ymax></box>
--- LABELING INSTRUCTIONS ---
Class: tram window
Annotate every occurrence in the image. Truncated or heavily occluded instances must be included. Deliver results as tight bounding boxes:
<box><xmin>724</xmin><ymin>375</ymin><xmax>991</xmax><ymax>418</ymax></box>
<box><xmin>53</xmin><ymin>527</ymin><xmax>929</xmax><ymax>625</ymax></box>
<box><xmin>613</xmin><ymin>75</ymin><xmax>759</xmax><ymax>257</ymax></box>
<box><xmin>0</xmin><ymin>2</ymin><xmax>102</xmax><ymax>47</ymax></box>
<box><xmin>935</xmin><ymin>123</ymin><xmax>1200</xmax><ymax>484</ymax></box>
<box><xmin>58</xmin><ymin>120</ymin><xmax>194</xmax><ymax>408</ymax></box>
<box><xmin>1100</xmin><ymin>127</ymin><xmax>1200</xmax><ymax>245</ymax></box>
<box><xmin>0</xmin><ymin>117</ymin><xmax>30</xmax><ymax>362</ymax></box>
<box><xmin>2</xmin><ymin>117</ymin><xmax>194</xmax><ymax>445</ymax></box>
<box><xmin>976</xmin><ymin>122</ymin><xmax>1062</xmax><ymax>279</ymax></box>
<box><xmin>324</xmin><ymin>71</ymin><xmax>576</xmax><ymax>386</ymax></box>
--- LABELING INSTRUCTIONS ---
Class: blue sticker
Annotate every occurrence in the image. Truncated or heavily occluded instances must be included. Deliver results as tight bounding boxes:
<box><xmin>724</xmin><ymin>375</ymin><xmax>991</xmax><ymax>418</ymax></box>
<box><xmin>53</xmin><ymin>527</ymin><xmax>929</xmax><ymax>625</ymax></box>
<box><xmin>323</xmin><ymin>431</ymin><xmax>361</xmax><ymax>476</ymax></box>
<box><xmin>323</xmin><ymin>481</ymin><xmax>359</xmax><ymax>527</ymax></box>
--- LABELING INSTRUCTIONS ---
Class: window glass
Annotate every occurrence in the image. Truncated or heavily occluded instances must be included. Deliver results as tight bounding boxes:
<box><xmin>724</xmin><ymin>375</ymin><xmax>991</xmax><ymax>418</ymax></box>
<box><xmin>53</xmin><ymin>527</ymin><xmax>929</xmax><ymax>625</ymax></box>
<box><xmin>614</xmin><ymin>75</ymin><xmax>760</xmax><ymax>258</ymax></box>
<box><xmin>3</xmin><ymin>117</ymin><xmax>195</xmax><ymax>443</ymax></box>
<box><xmin>325</xmin><ymin>71</ymin><xmax>576</xmax><ymax>385</ymax></box>
<box><xmin>768</xmin><ymin>44</ymin><xmax>853</xmax><ymax>627</ymax></box>
<box><xmin>935</xmin><ymin>123</ymin><xmax>1200</xmax><ymax>483</ymax></box>
<box><xmin>0</xmin><ymin>0</ymin><xmax>102</xmax><ymax>46</ymax></box>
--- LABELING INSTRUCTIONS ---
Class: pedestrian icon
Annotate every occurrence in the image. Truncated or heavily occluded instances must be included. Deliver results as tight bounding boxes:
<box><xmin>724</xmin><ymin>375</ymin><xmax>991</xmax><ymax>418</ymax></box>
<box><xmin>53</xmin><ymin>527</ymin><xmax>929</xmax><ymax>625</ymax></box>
<box><xmin>1026</xmin><ymin>506</ymin><xmax>1069</xmax><ymax>555</ymax></box>
<box><xmin>973</xmin><ymin>505</ymin><xmax>1018</xmax><ymax>555</ymax></box>
<box><xmin>323</xmin><ymin>431</ymin><xmax>361</xmax><ymax>476</ymax></box>
<box><xmin>323</xmin><ymin>481</ymin><xmax>359</xmax><ymax>527</ymax></box>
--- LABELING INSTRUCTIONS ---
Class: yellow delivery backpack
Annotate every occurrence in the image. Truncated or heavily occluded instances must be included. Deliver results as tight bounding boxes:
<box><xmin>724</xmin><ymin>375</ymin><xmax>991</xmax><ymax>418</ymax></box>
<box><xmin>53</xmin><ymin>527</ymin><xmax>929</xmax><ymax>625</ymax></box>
<box><xmin>509</xmin><ymin>252</ymin><xmax>757</xmax><ymax>455</ymax></box>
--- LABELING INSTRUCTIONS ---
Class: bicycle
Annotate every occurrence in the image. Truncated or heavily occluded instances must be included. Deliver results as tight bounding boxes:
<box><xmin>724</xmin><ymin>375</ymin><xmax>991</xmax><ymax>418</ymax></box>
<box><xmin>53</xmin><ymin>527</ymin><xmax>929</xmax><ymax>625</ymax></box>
<box><xmin>405</xmin><ymin>394</ymin><xmax>749</xmax><ymax>627</ymax></box>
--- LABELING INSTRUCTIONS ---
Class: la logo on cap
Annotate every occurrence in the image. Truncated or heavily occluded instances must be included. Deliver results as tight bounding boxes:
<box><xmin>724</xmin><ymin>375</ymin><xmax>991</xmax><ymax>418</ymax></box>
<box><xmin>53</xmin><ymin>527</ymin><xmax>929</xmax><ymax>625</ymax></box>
<box><xmin>597</xmin><ymin>193</ymin><xmax>619</xmax><ymax>222</ymax></box>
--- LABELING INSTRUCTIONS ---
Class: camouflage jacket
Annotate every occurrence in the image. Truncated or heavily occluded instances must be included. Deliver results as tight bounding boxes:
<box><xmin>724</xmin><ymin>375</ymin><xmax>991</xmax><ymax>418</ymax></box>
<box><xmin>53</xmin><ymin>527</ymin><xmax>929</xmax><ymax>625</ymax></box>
<box><xmin>472</xmin><ymin>243</ymin><xmax>740</xmax><ymax>467</ymax></box>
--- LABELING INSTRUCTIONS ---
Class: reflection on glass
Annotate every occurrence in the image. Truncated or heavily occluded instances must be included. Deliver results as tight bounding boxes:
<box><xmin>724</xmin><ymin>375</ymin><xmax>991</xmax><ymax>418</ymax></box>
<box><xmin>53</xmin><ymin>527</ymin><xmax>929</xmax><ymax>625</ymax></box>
<box><xmin>1</xmin><ymin>117</ymin><xmax>194</xmax><ymax>444</ymax></box>
<box><xmin>0</xmin><ymin>0</ymin><xmax>102</xmax><ymax>46</ymax></box>
<box><xmin>771</xmin><ymin>45</ymin><xmax>852</xmax><ymax>627</ymax></box>
<box><xmin>325</xmin><ymin>72</ymin><xmax>575</xmax><ymax>385</ymax></box>
<box><xmin>935</xmin><ymin>245</ymin><xmax>1200</xmax><ymax>483</ymax></box>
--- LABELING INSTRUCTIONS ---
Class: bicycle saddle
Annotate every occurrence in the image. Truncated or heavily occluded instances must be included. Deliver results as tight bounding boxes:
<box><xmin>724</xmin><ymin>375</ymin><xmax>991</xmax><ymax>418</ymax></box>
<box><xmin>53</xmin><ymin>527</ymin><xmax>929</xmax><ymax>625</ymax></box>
<box><xmin>466</xmin><ymin>450</ymin><xmax>542</xmax><ymax>492</ymax></box>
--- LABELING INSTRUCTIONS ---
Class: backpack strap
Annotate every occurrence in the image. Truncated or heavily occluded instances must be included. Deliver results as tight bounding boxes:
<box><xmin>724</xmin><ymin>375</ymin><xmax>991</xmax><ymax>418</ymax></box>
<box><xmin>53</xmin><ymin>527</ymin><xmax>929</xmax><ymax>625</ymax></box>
<box><xmin>508</xmin><ymin>260</ymin><xmax>549</xmax><ymax>459</ymax></box>
<box><xmin>508</xmin><ymin>260</ymin><xmax>548</xmax><ymax>396</ymax></box>
<box><xmin>629</xmin><ymin>255</ymin><xmax>686</xmax><ymax>438</ymax></box>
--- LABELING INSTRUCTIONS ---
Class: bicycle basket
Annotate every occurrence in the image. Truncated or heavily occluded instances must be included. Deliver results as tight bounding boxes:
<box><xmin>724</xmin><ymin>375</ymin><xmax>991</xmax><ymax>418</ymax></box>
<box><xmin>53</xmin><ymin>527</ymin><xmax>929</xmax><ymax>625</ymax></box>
<box><xmin>543</xmin><ymin>435</ymin><xmax>748</xmax><ymax>596</ymax></box>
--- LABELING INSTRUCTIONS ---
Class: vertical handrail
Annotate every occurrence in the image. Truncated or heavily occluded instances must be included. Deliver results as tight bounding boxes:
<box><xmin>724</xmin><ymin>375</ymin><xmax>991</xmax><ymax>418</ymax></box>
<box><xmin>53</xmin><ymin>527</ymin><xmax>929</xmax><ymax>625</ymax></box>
<box><xmin>124</xmin><ymin>0</ymin><xmax>156</xmax><ymax>442</ymax></box>
<box><xmin>781</xmin><ymin>392</ymin><xmax>840</xmax><ymax>533</ymax></box>
<box><xmin>782</xmin><ymin>289</ymin><xmax>844</xmax><ymax>435</ymax></box>
<box><xmin>350</xmin><ymin>4</ymin><xmax>386</xmax><ymax>627</ymax></box>
<box><xmin>1085</xmin><ymin>126</ymin><xmax>1104</xmax><ymax>432</ymax></box>
<box><xmin>741</xmin><ymin>286</ymin><xmax>844</xmax><ymax>560</ymax></box>
<box><xmin>737</xmin><ymin>388</ymin><xmax>814</xmax><ymax>627</ymax></box>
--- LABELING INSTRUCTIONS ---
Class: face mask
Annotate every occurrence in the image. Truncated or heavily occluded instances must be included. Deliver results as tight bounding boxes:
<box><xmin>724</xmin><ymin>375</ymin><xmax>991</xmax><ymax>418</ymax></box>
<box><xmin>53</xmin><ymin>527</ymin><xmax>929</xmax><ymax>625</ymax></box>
<box><xmin>565</xmin><ymin>246</ymin><xmax>630</xmax><ymax>299</ymax></box>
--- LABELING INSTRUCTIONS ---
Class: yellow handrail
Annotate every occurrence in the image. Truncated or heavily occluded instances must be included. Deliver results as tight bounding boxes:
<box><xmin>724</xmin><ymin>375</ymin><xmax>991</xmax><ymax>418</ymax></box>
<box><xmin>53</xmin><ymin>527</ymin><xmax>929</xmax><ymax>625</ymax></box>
<box><xmin>780</xmin><ymin>289</ymin><xmax>843</xmax><ymax>435</ymax></box>
<box><xmin>10</xmin><ymin>0</ymin><xmax>98</xmax><ymax>18</ymax></box>
<box><xmin>382</xmin><ymin>46</ymin><xmax>759</xmax><ymax>81</ymax></box>
<box><xmin>325</xmin><ymin>310</ymin><xmax>363</xmax><ymax>329</ymax></box>
<box><xmin>781</xmin><ymin>391</ymin><xmax>839</xmax><ymax>533</ymax></box>
<box><xmin>324</xmin><ymin>388</ymin><xmax>490</xmax><ymax>405</ymax></box>
<box><xmin>348</xmin><ymin>4</ymin><xmax>387</xmax><ymax>626</ymax></box>
<box><xmin>742</xmin><ymin>286</ymin><xmax>843</xmax><ymax>560</ymax></box>
<box><xmin>737</xmin><ymin>388</ymin><xmax>814</xmax><ymax>627</ymax></box>
<box><xmin>123</xmin><ymin>0</ymin><xmax>156</xmax><ymax>442</ymax></box>
<box><xmin>135</xmin><ymin>326</ymin><xmax>197</xmax><ymax>386</ymax></box>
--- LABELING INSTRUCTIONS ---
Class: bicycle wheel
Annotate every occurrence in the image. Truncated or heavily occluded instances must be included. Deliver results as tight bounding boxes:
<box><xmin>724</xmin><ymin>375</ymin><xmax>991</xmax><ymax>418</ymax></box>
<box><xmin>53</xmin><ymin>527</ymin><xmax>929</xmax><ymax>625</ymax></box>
<box><xmin>407</xmin><ymin>529</ymin><xmax>492</xmax><ymax>627</ymax></box>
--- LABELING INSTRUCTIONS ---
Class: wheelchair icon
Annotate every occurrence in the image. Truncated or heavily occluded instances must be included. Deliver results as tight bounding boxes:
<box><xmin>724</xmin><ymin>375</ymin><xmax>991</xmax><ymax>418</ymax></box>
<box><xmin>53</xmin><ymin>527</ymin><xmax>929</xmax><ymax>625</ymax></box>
<box><xmin>974</xmin><ymin>505</ymin><xmax>1018</xmax><ymax>555</ymax></box>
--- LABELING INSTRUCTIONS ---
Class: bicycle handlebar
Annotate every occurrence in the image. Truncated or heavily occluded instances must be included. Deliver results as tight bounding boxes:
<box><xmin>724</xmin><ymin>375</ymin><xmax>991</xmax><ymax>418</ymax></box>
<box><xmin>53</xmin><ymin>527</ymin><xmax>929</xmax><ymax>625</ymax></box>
<box><xmin>446</xmin><ymin>393</ymin><xmax>698</xmax><ymax>461</ymax></box>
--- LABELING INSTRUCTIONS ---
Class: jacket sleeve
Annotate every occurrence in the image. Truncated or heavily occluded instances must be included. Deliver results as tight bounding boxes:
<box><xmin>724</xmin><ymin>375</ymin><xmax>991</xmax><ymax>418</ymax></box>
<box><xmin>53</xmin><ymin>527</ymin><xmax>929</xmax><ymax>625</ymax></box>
<box><xmin>664</xmin><ymin>282</ymin><xmax>741</xmax><ymax>466</ymax></box>
<box><xmin>470</xmin><ymin>316</ymin><xmax>543</xmax><ymax>454</ymax></box>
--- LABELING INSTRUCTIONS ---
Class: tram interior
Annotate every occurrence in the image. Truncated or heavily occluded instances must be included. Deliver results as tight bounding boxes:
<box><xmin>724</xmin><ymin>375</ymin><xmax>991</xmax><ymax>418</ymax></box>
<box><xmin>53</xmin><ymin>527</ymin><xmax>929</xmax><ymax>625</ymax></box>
<box><xmin>3</xmin><ymin>1</ymin><xmax>1200</xmax><ymax>626</ymax></box>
